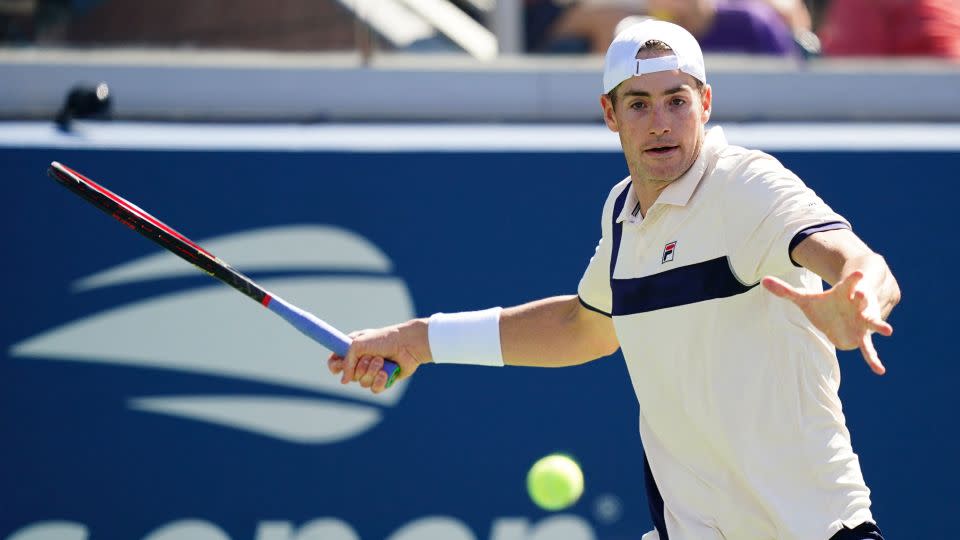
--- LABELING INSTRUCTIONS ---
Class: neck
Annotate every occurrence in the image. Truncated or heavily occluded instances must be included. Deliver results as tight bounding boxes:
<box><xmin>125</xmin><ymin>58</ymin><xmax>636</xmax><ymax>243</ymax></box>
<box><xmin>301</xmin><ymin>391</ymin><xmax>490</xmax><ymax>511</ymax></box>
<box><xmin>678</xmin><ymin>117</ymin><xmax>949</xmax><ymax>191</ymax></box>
<box><xmin>629</xmin><ymin>175</ymin><xmax>672</xmax><ymax>218</ymax></box>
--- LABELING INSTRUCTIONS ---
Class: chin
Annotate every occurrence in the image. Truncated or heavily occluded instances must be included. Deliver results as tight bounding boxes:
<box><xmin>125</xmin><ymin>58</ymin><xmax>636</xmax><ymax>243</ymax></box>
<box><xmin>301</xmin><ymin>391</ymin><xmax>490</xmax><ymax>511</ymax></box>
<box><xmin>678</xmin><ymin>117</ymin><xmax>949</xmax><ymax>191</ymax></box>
<box><xmin>646</xmin><ymin>167</ymin><xmax>684</xmax><ymax>184</ymax></box>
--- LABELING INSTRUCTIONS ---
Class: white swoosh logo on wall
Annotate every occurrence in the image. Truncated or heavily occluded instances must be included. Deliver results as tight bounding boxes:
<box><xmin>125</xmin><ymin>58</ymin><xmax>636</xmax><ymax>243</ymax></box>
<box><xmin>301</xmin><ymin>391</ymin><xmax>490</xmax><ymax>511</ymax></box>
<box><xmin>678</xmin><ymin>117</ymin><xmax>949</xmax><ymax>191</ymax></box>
<box><xmin>73</xmin><ymin>224</ymin><xmax>393</xmax><ymax>291</ymax></box>
<box><xmin>129</xmin><ymin>395</ymin><xmax>384</xmax><ymax>444</ymax></box>
<box><xmin>10</xmin><ymin>225</ymin><xmax>414</xmax><ymax>444</ymax></box>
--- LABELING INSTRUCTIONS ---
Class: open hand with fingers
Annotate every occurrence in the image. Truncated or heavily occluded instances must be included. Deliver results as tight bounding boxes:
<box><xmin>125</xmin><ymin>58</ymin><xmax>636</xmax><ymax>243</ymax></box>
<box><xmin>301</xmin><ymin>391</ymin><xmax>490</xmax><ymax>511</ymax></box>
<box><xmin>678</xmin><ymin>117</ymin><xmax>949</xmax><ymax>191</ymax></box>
<box><xmin>327</xmin><ymin>320</ymin><xmax>430</xmax><ymax>394</ymax></box>
<box><xmin>762</xmin><ymin>271</ymin><xmax>894</xmax><ymax>374</ymax></box>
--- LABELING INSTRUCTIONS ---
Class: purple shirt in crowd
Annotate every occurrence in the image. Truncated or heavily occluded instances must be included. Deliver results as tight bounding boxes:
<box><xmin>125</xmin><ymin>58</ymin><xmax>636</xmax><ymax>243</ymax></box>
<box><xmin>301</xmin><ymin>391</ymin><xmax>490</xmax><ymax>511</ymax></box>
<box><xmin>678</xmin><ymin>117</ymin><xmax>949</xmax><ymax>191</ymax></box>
<box><xmin>698</xmin><ymin>0</ymin><xmax>799</xmax><ymax>56</ymax></box>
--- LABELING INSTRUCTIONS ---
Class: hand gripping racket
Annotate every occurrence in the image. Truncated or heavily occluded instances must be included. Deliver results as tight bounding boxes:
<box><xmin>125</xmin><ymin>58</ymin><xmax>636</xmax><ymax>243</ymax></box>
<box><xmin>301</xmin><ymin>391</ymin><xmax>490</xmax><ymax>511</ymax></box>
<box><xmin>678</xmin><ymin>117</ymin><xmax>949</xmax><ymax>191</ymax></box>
<box><xmin>47</xmin><ymin>161</ymin><xmax>401</xmax><ymax>388</ymax></box>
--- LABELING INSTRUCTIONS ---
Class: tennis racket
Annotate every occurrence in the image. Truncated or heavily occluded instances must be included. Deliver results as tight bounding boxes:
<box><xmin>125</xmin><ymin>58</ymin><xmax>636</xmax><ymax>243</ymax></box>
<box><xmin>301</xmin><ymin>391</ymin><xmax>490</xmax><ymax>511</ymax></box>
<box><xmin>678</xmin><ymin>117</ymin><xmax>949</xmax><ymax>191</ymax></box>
<box><xmin>47</xmin><ymin>161</ymin><xmax>401</xmax><ymax>388</ymax></box>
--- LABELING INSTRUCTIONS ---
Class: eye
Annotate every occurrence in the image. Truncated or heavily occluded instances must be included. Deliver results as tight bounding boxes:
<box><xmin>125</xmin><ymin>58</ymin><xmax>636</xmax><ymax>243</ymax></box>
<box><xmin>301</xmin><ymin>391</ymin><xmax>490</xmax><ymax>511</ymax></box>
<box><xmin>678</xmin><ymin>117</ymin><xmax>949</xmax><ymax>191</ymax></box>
<box><xmin>630</xmin><ymin>101</ymin><xmax>646</xmax><ymax>110</ymax></box>
<box><xmin>671</xmin><ymin>97</ymin><xmax>686</xmax><ymax>106</ymax></box>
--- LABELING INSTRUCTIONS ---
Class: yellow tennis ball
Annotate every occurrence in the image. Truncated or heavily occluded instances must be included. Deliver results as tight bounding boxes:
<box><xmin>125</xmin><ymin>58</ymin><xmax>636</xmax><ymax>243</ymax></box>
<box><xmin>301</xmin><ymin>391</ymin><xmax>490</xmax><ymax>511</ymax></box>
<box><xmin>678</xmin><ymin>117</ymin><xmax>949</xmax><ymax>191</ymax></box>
<box><xmin>526</xmin><ymin>453</ymin><xmax>584</xmax><ymax>511</ymax></box>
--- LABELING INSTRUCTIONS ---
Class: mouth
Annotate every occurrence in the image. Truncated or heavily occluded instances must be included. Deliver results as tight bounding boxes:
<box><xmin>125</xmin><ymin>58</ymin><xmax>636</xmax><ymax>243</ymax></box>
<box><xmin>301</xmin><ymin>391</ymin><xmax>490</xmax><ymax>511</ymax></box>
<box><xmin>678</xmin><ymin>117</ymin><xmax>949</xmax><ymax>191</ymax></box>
<box><xmin>643</xmin><ymin>144</ymin><xmax>679</xmax><ymax>157</ymax></box>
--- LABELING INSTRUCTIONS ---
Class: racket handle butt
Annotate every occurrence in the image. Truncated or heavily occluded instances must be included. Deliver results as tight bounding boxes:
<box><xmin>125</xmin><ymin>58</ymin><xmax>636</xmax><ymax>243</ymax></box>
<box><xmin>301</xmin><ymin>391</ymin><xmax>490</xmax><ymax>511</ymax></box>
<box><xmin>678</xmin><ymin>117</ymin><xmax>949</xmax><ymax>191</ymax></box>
<box><xmin>382</xmin><ymin>360</ymin><xmax>401</xmax><ymax>388</ymax></box>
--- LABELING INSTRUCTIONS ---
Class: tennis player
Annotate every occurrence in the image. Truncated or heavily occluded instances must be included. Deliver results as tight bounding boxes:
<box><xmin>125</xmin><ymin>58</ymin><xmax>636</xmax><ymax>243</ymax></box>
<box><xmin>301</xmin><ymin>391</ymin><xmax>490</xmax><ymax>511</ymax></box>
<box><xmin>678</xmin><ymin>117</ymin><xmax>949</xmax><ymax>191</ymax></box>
<box><xmin>329</xmin><ymin>19</ymin><xmax>899</xmax><ymax>540</ymax></box>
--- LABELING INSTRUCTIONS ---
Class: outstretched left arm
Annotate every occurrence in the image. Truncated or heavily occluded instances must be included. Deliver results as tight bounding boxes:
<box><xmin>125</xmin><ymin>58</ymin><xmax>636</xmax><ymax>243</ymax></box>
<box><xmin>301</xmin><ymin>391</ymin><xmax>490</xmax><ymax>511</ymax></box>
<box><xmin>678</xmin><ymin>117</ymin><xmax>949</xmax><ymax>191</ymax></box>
<box><xmin>762</xmin><ymin>228</ymin><xmax>901</xmax><ymax>374</ymax></box>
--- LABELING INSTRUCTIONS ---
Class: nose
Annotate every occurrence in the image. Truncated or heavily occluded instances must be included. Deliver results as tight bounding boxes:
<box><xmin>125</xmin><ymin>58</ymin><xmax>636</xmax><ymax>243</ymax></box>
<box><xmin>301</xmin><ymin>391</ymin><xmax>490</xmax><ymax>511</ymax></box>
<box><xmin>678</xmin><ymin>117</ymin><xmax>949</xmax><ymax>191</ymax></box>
<box><xmin>649</xmin><ymin>106</ymin><xmax>671</xmax><ymax>136</ymax></box>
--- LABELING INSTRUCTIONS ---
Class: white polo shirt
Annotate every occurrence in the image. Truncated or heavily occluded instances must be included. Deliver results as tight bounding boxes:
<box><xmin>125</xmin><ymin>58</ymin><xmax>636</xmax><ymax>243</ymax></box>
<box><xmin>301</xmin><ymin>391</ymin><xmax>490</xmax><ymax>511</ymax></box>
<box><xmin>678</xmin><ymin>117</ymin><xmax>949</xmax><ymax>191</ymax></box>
<box><xmin>578</xmin><ymin>127</ymin><xmax>873</xmax><ymax>540</ymax></box>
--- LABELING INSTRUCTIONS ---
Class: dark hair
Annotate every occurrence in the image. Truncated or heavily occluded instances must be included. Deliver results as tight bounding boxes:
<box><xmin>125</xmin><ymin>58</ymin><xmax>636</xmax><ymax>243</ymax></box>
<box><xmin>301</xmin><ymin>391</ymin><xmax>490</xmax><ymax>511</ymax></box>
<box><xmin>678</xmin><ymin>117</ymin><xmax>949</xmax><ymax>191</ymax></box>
<box><xmin>606</xmin><ymin>39</ymin><xmax>705</xmax><ymax>107</ymax></box>
<box><xmin>638</xmin><ymin>39</ymin><xmax>673</xmax><ymax>52</ymax></box>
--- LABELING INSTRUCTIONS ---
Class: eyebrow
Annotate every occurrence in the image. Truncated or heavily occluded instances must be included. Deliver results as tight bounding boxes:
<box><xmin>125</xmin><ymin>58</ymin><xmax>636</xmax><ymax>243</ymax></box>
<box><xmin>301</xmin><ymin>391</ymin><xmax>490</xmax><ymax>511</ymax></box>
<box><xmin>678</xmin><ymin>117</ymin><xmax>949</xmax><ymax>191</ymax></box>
<box><xmin>621</xmin><ymin>86</ymin><xmax>689</xmax><ymax>98</ymax></box>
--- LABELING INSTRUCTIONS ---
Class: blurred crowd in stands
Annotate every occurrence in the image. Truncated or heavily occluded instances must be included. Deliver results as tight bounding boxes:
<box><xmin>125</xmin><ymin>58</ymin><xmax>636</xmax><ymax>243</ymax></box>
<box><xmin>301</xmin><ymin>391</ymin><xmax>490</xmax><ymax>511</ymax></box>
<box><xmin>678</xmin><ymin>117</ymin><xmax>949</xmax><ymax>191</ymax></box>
<box><xmin>2</xmin><ymin>0</ymin><xmax>959</xmax><ymax>60</ymax></box>
<box><xmin>529</xmin><ymin>0</ymin><xmax>960</xmax><ymax>59</ymax></box>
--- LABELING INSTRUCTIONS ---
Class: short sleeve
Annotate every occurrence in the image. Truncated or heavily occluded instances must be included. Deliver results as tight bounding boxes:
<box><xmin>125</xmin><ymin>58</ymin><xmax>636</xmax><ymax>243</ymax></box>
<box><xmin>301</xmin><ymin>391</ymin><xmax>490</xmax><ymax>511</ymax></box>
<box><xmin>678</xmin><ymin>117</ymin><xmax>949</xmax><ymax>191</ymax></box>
<box><xmin>577</xmin><ymin>235</ymin><xmax>613</xmax><ymax>316</ymax></box>
<box><xmin>724</xmin><ymin>152</ymin><xmax>850</xmax><ymax>284</ymax></box>
<box><xmin>578</xmin><ymin>180</ymin><xmax>629</xmax><ymax>317</ymax></box>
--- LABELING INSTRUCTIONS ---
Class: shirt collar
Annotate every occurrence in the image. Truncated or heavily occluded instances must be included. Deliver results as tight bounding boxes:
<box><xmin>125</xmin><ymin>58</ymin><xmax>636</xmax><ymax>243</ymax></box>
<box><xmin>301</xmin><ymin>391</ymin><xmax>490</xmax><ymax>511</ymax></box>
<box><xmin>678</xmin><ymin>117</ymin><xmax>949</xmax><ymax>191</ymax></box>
<box><xmin>616</xmin><ymin>126</ymin><xmax>727</xmax><ymax>223</ymax></box>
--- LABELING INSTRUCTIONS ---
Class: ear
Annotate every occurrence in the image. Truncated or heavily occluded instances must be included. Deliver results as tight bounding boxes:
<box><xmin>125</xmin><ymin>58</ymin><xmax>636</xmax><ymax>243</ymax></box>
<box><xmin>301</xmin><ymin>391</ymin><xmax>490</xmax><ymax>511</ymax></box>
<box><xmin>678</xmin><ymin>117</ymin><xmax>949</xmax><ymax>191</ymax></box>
<box><xmin>600</xmin><ymin>94</ymin><xmax>619</xmax><ymax>133</ymax></box>
<box><xmin>700</xmin><ymin>84</ymin><xmax>712</xmax><ymax>124</ymax></box>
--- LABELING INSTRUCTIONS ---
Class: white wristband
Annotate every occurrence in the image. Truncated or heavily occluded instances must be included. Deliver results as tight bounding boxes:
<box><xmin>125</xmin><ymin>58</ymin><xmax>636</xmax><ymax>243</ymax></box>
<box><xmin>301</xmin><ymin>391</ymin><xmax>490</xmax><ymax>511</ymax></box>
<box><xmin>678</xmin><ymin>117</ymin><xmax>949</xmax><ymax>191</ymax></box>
<box><xmin>428</xmin><ymin>307</ymin><xmax>504</xmax><ymax>366</ymax></box>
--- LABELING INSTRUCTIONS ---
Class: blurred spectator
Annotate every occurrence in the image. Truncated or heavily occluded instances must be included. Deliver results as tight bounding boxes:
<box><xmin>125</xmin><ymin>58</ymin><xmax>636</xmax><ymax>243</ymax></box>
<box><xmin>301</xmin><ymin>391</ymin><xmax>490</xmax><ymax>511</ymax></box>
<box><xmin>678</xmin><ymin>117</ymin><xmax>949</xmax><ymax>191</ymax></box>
<box><xmin>758</xmin><ymin>0</ymin><xmax>822</xmax><ymax>56</ymax></box>
<box><xmin>1</xmin><ymin>0</ymin><xmax>38</xmax><ymax>42</ymax></box>
<box><xmin>527</xmin><ymin>0</ymin><xmax>643</xmax><ymax>53</ymax></box>
<box><xmin>807</xmin><ymin>0</ymin><xmax>830</xmax><ymax>29</ymax></box>
<box><xmin>819</xmin><ymin>0</ymin><xmax>960</xmax><ymax>60</ymax></box>
<box><xmin>31</xmin><ymin>0</ymin><xmax>361</xmax><ymax>51</ymax></box>
<box><xmin>646</xmin><ymin>0</ymin><xmax>800</xmax><ymax>56</ymax></box>
<box><xmin>762</xmin><ymin>0</ymin><xmax>811</xmax><ymax>32</ymax></box>
<box><xmin>532</xmin><ymin>0</ymin><xmax>801</xmax><ymax>55</ymax></box>
<box><xmin>2</xmin><ymin>0</ymin><xmax>104</xmax><ymax>43</ymax></box>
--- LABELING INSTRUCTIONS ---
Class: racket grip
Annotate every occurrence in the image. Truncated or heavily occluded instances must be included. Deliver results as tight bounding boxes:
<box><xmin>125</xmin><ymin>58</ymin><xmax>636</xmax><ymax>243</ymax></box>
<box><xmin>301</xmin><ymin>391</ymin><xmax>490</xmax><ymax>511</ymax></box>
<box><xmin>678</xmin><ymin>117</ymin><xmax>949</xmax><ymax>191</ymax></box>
<box><xmin>264</xmin><ymin>295</ymin><xmax>401</xmax><ymax>388</ymax></box>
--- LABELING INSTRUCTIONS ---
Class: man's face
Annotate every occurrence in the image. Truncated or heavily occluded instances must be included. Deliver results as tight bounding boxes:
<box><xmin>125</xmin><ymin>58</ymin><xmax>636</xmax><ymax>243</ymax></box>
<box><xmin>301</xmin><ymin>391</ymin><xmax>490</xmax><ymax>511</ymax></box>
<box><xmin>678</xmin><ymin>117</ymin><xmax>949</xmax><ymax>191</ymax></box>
<box><xmin>600</xmin><ymin>63</ymin><xmax>711</xmax><ymax>185</ymax></box>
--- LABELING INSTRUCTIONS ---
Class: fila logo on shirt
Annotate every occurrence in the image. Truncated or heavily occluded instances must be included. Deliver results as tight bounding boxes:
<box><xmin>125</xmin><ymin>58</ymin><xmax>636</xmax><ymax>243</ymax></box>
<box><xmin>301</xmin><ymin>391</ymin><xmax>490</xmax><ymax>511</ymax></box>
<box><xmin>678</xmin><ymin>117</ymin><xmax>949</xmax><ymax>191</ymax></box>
<box><xmin>662</xmin><ymin>241</ymin><xmax>677</xmax><ymax>264</ymax></box>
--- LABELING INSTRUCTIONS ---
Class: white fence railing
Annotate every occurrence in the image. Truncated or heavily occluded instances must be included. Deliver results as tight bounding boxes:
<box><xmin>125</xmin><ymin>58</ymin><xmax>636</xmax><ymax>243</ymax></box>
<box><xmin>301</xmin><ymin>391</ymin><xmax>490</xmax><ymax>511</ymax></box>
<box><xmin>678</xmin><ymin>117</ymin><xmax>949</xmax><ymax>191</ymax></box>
<box><xmin>1</xmin><ymin>49</ymin><xmax>958</xmax><ymax>122</ymax></box>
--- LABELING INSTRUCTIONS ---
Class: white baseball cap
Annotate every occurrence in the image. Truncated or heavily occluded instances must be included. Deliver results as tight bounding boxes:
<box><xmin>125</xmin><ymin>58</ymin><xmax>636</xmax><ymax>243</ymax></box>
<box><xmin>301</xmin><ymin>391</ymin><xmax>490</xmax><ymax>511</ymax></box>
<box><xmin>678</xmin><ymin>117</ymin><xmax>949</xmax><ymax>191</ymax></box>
<box><xmin>602</xmin><ymin>18</ymin><xmax>707</xmax><ymax>94</ymax></box>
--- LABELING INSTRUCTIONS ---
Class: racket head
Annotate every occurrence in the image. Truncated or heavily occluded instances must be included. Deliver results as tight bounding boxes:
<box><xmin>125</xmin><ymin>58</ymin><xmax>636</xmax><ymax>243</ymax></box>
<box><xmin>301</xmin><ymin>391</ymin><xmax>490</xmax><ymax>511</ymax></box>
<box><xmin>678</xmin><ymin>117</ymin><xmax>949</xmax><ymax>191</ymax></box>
<box><xmin>48</xmin><ymin>161</ymin><xmax>216</xmax><ymax>261</ymax></box>
<box><xmin>47</xmin><ymin>161</ymin><xmax>401</xmax><ymax>388</ymax></box>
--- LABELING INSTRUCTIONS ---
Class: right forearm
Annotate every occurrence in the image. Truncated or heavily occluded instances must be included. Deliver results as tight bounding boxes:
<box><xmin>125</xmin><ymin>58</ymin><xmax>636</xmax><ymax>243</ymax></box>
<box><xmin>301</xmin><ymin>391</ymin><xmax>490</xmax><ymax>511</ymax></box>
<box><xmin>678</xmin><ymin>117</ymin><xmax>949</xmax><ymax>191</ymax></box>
<box><xmin>417</xmin><ymin>296</ymin><xmax>619</xmax><ymax>368</ymax></box>
<box><xmin>499</xmin><ymin>295</ymin><xmax>619</xmax><ymax>367</ymax></box>
<box><xmin>335</xmin><ymin>295</ymin><xmax>619</xmax><ymax>392</ymax></box>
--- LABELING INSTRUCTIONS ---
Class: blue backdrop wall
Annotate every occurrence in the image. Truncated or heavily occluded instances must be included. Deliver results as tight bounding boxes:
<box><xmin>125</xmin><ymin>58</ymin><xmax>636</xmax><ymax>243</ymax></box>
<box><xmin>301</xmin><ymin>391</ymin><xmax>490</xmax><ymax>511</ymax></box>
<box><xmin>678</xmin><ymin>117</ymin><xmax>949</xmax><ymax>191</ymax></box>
<box><xmin>2</xmin><ymin>125</ymin><xmax>957</xmax><ymax>539</ymax></box>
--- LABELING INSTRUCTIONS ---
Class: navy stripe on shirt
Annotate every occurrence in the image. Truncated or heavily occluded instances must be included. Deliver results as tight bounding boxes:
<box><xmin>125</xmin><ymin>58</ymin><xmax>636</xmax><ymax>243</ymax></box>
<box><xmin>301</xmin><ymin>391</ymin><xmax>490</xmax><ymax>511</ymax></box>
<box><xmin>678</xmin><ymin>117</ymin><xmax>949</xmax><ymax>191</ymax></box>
<box><xmin>609</xmin><ymin>184</ymin><xmax>632</xmax><ymax>278</ymax></box>
<box><xmin>612</xmin><ymin>256</ymin><xmax>756</xmax><ymax>316</ymax></box>
<box><xmin>788</xmin><ymin>221</ymin><xmax>851</xmax><ymax>267</ymax></box>
<box><xmin>606</xmin><ymin>183</ymin><xmax>754</xmax><ymax>315</ymax></box>
<box><xmin>644</xmin><ymin>455</ymin><xmax>669</xmax><ymax>540</ymax></box>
